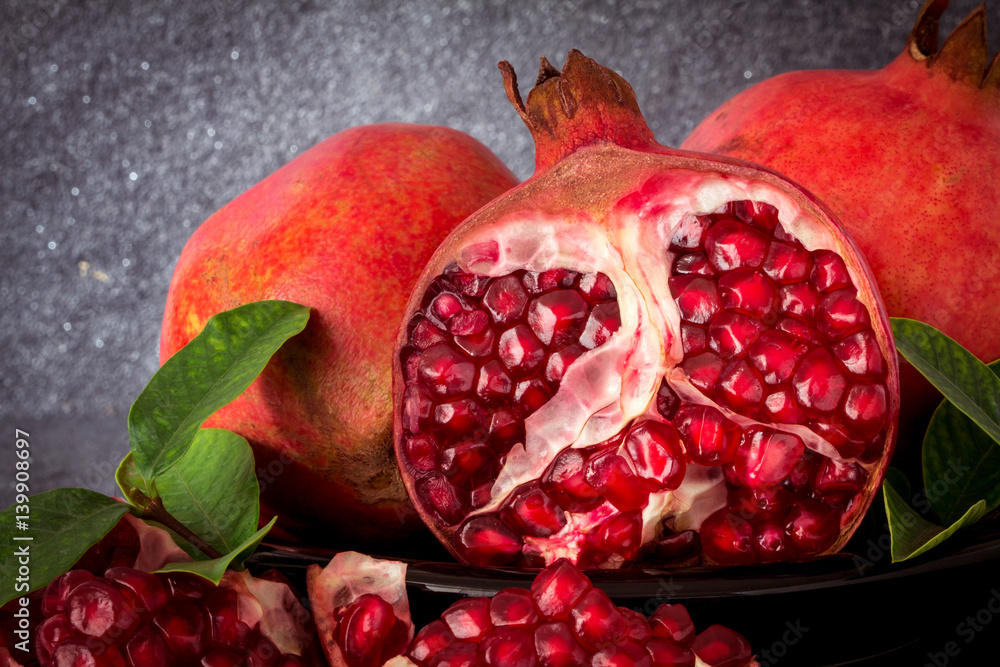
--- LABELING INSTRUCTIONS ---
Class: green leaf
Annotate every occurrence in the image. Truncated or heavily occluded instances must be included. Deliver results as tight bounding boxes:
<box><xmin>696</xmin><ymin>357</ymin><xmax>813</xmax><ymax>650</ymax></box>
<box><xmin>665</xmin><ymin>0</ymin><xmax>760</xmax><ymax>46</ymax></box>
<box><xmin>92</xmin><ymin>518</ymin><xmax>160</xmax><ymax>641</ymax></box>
<box><xmin>891</xmin><ymin>318</ymin><xmax>1000</xmax><ymax>446</ymax></box>
<box><xmin>153</xmin><ymin>428</ymin><xmax>260</xmax><ymax>558</ymax></box>
<box><xmin>115</xmin><ymin>452</ymin><xmax>149</xmax><ymax>503</ymax></box>
<box><xmin>922</xmin><ymin>360</ymin><xmax>1000</xmax><ymax>525</ymax></box>
<box><xmin>0</xmin><ymin>489</ymin><xmax>129</xmax><ymax>606</ymax></box>
<box><xmin>155</xmin><ymin>517</ymin><xmax>276</xmax><ymax>585</ymax></box>
<box><xmin>883</xmin><ymin>468</ymin><xmax>986</xmax><ymax>562</ymax></box>
<box><xmin>128</xmin><ymin>300</ymin><xmax>310</xmax><ymax>482</ymax></box>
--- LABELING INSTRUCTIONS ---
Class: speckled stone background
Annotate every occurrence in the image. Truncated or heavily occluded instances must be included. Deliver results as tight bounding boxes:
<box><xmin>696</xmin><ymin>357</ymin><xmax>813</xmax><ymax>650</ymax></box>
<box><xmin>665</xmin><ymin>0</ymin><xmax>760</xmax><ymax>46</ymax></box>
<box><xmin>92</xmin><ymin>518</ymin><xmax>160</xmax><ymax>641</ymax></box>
<box><xmin>2</xmin><ymin>0</ymin><xmax>1000</xmax><ymax>661</ymax></box>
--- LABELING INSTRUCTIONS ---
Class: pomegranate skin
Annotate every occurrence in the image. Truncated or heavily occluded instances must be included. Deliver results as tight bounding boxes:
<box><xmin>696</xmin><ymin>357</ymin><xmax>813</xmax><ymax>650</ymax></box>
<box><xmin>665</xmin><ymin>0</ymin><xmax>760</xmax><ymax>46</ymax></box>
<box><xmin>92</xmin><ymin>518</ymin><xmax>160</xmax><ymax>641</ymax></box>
<box><xmin>682</xmin><ymin>0</ymin><xmax>1000</xmax><ymax>439</ymax></box>
<box><xmin>392</xmin><ymin>52</ymin><xmax>899</xmax><ymax>568</ymax></box>
<box><xmin>160</xmin><ymin>123</ymin><xmax>518</xmax><ymax>550</ymax></box>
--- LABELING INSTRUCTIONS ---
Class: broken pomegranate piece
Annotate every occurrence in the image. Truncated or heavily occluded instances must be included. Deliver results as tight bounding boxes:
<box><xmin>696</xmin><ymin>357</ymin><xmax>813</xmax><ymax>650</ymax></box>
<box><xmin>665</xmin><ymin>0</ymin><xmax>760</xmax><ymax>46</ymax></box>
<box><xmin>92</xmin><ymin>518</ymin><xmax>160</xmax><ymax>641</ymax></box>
<box><xmin>393</xmin><ymin>51</ymin><xmax>898</xmax><ymax>568</ymax></box>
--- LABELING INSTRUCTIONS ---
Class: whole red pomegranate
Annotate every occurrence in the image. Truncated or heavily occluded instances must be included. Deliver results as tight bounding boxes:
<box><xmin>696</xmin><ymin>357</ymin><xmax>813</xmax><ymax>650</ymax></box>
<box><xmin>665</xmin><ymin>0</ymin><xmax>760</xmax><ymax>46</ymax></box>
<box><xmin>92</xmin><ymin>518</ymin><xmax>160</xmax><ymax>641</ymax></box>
<box><xmin>160</xmin><ymin>124</ymin><xmax>518</xmax><ymax>550</ymax></box>
<box><xmin>681</xmin><ymin>0</ymin><xmax>1000</xmax><ymax>440</ymax></box>
<box><xmin>392</xmin><ymin>51</ymin><xmax>899</xmax><ymax>569</ymax></box>
<box><xmin>308</xmin><ymin>551</ymin><xmax>761</xmax><ymax>667</ymax></box>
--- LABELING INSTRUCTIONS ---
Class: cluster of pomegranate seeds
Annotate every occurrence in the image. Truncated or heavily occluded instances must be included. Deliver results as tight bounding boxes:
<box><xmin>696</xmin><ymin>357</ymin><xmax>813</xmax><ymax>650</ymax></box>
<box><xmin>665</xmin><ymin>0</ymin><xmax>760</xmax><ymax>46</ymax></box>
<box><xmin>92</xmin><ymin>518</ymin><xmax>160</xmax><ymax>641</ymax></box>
<box><xmin>398</xmin><ymin>267</ymin><xmax>622</xmax><ymax>556</ymax></box>
<box><xmin>30</xmin><ymin>525</ymin><xmax>309</xmax><ymax>667</ymax></box>
<box><xmin>398</xmin><ymin>199</ymin><xmax>889</xmax><ymax>568</ymax></box>
<box><xmin>332</xmin><ymin>558</ymin><xmax>757</xmax><ymax>667</ymax></box>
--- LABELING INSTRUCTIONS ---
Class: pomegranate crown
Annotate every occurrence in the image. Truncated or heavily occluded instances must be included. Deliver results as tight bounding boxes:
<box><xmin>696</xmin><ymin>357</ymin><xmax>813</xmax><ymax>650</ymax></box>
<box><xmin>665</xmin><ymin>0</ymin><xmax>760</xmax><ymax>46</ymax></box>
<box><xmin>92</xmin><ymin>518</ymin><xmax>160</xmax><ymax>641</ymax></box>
<box><xmin>908</xmin><ymin>0</ymin><xmax>1000</xmax><ymax>89</ymax></box>
<box><xmin>499</xmin><ymin>49</ymin><xmax>656</xmax><ymax>173</ymax></box>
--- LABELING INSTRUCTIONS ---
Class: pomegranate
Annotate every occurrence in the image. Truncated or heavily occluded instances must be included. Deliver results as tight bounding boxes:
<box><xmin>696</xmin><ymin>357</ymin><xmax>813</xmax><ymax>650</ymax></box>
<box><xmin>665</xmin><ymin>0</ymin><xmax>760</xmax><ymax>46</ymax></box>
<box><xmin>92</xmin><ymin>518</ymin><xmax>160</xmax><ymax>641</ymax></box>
<box><xmin>392</xmin><ymin>51</ymin><xmax>899</xmax><ymax>568</ymax></box>
<box><xmin>160</xmin><ymin>124</ymin><xmax>518</xmax><ymax>549</ymax></box>
<box><xmin>681</xmin><ymin>0</ymin><xmax>1000</xmax><ymax>442</ymax></box>
<box><xmin>308</xmin><ymin>551</ymin><xmax>761</xmax><ymax>667</ymax></box>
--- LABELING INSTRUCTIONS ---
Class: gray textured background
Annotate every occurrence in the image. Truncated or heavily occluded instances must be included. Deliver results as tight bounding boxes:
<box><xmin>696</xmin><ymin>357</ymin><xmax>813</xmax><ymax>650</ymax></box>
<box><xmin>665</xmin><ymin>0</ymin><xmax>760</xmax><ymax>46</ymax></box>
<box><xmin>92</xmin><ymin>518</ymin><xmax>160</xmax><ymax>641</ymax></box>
<box><xmin>1</xmin><ymin>0</ymin><xmax>998</xmax><ymax>500</ymax></box>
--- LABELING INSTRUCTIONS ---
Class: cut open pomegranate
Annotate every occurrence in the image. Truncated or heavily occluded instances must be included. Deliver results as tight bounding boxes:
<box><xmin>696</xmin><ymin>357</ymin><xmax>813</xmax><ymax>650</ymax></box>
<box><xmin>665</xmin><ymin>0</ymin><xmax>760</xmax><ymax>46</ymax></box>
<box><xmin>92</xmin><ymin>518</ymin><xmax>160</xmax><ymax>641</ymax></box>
<box><xmin>393</xmin><ymin>51</ymin><xmax>898</xmax><ymax>567</ymax></box>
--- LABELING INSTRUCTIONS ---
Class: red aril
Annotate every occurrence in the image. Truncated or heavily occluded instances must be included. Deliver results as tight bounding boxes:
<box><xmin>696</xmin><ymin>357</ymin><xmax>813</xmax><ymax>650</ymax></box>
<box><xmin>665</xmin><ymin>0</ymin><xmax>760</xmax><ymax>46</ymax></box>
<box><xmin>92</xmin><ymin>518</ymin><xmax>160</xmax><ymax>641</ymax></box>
<box><xmin>392</xmin><ymin>51</ymin><xmax>898</xmax><ymax>567</ymax></box>
<box><xmin>681</xmin><ymin>0</ymin><xmax>1000</xmax><ymax>446</ymax></box>
<box><xmin>308</xmin><ymin>552</ymin><xmax>760</xmax><ymax>667</ymax></box>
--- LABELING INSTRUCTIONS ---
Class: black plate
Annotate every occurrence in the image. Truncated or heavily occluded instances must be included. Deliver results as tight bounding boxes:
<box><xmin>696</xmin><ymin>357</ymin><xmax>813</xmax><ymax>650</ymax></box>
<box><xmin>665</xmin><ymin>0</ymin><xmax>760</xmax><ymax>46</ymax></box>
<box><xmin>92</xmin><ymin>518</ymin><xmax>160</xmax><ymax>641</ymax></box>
<box><xmin>247</xmin><ymin>514</ymin><xmax>1000</xmax><ymax>666</ymax></box>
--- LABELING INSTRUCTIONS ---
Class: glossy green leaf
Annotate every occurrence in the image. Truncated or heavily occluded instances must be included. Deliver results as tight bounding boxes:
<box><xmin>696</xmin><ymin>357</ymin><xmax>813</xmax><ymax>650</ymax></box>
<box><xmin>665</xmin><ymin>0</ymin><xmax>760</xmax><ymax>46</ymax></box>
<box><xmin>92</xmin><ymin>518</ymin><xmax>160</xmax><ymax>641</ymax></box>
<box><xmin>115</xmin><ymin>452</ymin><xmax>148</xmax><ymax>503</ymax></box>
<box><xmin>153</xmin><ymin>428</ymin><xmax>259</xmax><ymax>558</ymax></box>
<box><xmin>128</xmin><ymin>300</ymin><xmax>309</xmax><ymax>482</ymax></box>
<box><xmin>891</xmin><ymin>318</ymin><xmax>1000</xmax><ymax>446</ymax></box>
<box><xmin>883</xmin><ymin>468</ymin><xmax>986</xmax><ymax>562</ymax></box>
<box><xmin>0</xmin><ymin>489</ymin><xmax>129</xmax><ymax>606</ymax></box>
<box><xmin>922</xmin><ymin>360</ymin><xmax>1000</xmax><ymax>525</ymax></box>
<box><xmin>154</xmin><ymin>518</ymin><xmax>276</xmax><ymax>585</ymax></box>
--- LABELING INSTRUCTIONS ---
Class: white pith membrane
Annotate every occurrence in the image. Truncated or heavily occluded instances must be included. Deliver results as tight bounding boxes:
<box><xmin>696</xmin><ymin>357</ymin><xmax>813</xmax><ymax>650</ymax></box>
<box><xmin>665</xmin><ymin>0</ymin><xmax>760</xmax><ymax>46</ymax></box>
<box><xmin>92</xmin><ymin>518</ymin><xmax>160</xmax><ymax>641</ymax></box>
<box><xmin>402</xmin><ymin>168</ymin><xmax>890</xmax><ymax>567</ymax></box>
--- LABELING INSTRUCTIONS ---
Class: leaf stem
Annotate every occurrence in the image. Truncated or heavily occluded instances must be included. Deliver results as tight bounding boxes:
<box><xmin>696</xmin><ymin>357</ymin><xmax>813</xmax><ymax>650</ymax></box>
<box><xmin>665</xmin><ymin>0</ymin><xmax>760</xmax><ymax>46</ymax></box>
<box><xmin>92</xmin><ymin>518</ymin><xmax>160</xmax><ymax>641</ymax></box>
<box><xmin>131</xmin><ymin>490</ymin><xmax>224</xmax><ymax>560</ymax></box>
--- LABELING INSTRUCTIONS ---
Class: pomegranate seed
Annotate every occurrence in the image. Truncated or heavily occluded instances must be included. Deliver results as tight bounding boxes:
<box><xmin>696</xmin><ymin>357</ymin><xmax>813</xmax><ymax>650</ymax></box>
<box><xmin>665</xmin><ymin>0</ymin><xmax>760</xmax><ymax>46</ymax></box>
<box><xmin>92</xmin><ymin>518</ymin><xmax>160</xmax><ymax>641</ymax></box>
<box><xmin>592</xmin><ymin>641</ymin><xmax>653</xmax><ymax>667</ymax></box>
<box><xmin>206</xmin><ymin>588</ymin><xmax>252</xmax><ymax>650</ymax></box>
<box><xmin>653</xmin><ymin>385</ymin><xmax>680</xmax><ymax>423</ymax></box>
<box><xmin>534</xmin><ymin>621</ymin><xmax>587</xmax><ymax>667</ymax></box>
<box><xmin>682</xmin><ymin>352</ymin><xmax>725</xmax><ymax>393</ymax></box>
<box><xmin>650</xmin><ymin>530</ymin><xmax>701</xmax><ymax>563</ymax></box>
<box><xmin>498</xmin><ymin>325</ymin><xmax>546</xmax><ymax>377</ymax></box>
<box><xmin>441</xmin><ymin>441</ymin><xmax>496</xmax><ymax>488</ymax></box>
<box><xmin>417</xmin><ymin>344</ymin><xmax>477</xmax><ymax>398</ymax></box>
<box><xmin>777</xmin><ymin>282</ymin><xmax>820</xmax><ymax>320</ymax></box>
<box><xmin>545</xmin><ymin>344</ymin><xmax>586</xmax><ymax>384</ymax></box>
<box><xmin>762</xmin><ymin>240</ymin><xmax>811</xmax><ymax>284</ymax></box>
<box><xmin>669</xmin><ymin>276</ymin><xmax>720</xmax><ymax>325</ymax></box>
<box><xmin>674</xmin><ymin>406</ymin><xmax>741</xmax><ymax>466</ymax></box>
<box><xmin>673</xmin><ymin>252</ymin><xmax>715</xmax><ymax>276</ymax></box>
<box><xmin>624</xmin><ymin>421</ymin><xmax>686</xmax><ymax>490</ymax></box>
<box><xmin>203</xmin><ymin>646</ymin><xmax>249</xmax><ymax>667</ymax></box>
<box><xmin>490</xmin><ymin>588</ymin><xmax>540</xmax><ymax>628</ymax></box>
<box><xmin>584</xmin><ymin>451</ymin><xmax>649</xmax><ymax>512</ymax></box>
<box><xmin>707</xmin><ymin>312</ymin><xmax>763</xmax><ymax>358</ymax></box>
<box><xmin>817</xmin><ymin>288</ymin><xmax>869</xmax><ymax>340</ymax></box>
<box><xmin>457</xmin><ymin>516</ymin><xmax>523</xmax><ymax>566</ymax></box>
<box><xmin>810</xmin><ymin>250</ymin><xmax>851</xmax><ymax>293</ymax></box>
<box><xmin>620</xmin><ymin>608</ymin><xmax>652</xmax><ymax>643</ymax></box>
<box><xmin>785</xmin><ymin>499</ymin><xmax>839</xmax><ymax>552</ymax></box>
<box><xmin>338</xmin><ymin>593</ymin><xmax>407</xmax><ymax>667</ymax></box>
<box><xmin>405</xmin><ymin>435</ymin><xmax>438</xmax><ymax>471</ymax></box>
<box><xmin>734</xmin><ymin>200</ymin><xmax>778</xmax><ymax>232</ymax></box>
<box><xmin>717</xmin><ymin>269</ymin><xmax>775</xmax><ymax>318</ymax></box>
<box><xmin>670</xmin><ymin>215</ymin><xmax>710</xmax><ymax>250</ymax></box>
<box><xmin>528</xmin><ymin>290</ymin><xmax>589</xmax><ymax>347</ymax></box>
<box><xmin>762</xmin><ymin>389</ymin><xmax>807</xmax><ymax>424</ymax></box>
<box><xmin>680</xmin><ymin>324</ymin><xmax>707</xmax><ymax>354</ymax></box>
<box><xmin>153</xmin><ymin>597</ymin><xmax>205</xmax><ymax>659</ymax></box>
<box><xmin>541</xmin><ymin>448</ymin><xmax>603</xmax><ymax>512</ymax></box>
<box><xmin>65</xmin><ymin>581</ymin><xmax>136</xmax><ymax>643</ymax></box>
<box><xmin>645</xmin><ymin>638</ymin><xmax>695</xmax><ymax>667</ymax></box>
<box><xmin>402</xmin><ymin>386</ymin><xmax>433</xmax><ymax>432</ymax></box>
<box><xmin>427</xmin><ymin>641</ymin><xmax>478</xmax><ymax>667</ymax></box>
<box><xmin>691</xmin><ymin>625</ymin><xmax>753</xmax><ymax>667</ymax></box>
<box><xmin>587</xmin><ymin>511</ymin><xmax>643</xmax><ymax>558</ymax></box>
<box><xmin>449</xmin><ymin>309</ymin><xmax>489</xmax><ymax>336</ymax></box>
<box><xmin>841</xmin><ymin>383</ymin><xmax>889</xmax><ymax>437</ymax></box>
<box><xmin>734</xmin><ymin>427</ymin><xmax>804</xmax><ymax>489</ymax></box>
<box><xmin>479</xmin><ymin>627</ymin><xmax>538</xmax><ymax>667</ymax></box>
<box><xmin>456</xmin><ymin>328</ymin><xmax>496</xmax><ymax>358</ymax></box>
<box><xmin>43</xmin><ymin>571</ymin><xmax>96</xmax><ymax>617</ymax></box>
<box><xmin>715</xmin><ymin>359</ymin><xmax>764</xmax><ymax>416</ymax></box>
<box><xmin>530</xmin><ymin>559</ymin><xmax>592</xmax><ymax>619</ymax></box>
<box><xmin>446</xmin><ymin>267</ymin><xmax>491</xmax><ymax>297</ymax></box>
<box><xmin>501</xmin><ymin>483</ymin><xmax>568</xmax><ymax>538</ymax></box>
<box><xmin>409</xmin><ymin>620</ymin><xmax>454</xmax><ymax>663</ymax></box>
<box><xmin>775</xmin><ymin>317</ymin><xmax>823</xmax><ymax>345</ymax></box>
<box><xmin>792</xmin><ymin>348</ymin><xmax>847</xmax><ymax>413</ymax></box>
<box><xmin>442</xmin><ymin>597</ymin><xmax>492</xmax><ymax>640</ymax></box>
<box><xmin>417</xmin><ymin>473</ymin><xmax>469</xmax><ymax>526</ymax></box>
<box><xmin>748</xmin><ymin>330</ymin><xmax>808</xmax><ymax>385</ymax></box>
<box><xmin>104</xmin><ymin>567</ymin><xmax>167</xmax><ymax>617</ymax></box>
<box><xmin>249</xmin><ymin>634</ymin><xmax>282</xmax><ymax>667</ymax></box>
<box><xmin>833</xmin><ymin>330</ymin><xmax>885</xmax><ymax>377</ymax></box>
<box><xmin>525</xmin><ymin>268</ymin><xmax>579</xmax><ymax>293</ymax></box>
<box><xmin>482</xmin><ymin>276</ymin><xmax>529</xmax><ymax>326</ymax></box>
<box><xmin>811</xmin><ymin>421</ymin><xmax>866</xmax><ymax>460</ymax></box>
<box><xmin>410</xmin><ymin>317</ymin><xmax>449</xmax><ymax>350</ymax></box>
<box><xmin>487</xmin><ymin>409</ymin><xmax>524</xmax><ymax>452</ymax></box>
<box><xmin>37</xmin><ymin>615</ymin><xmax>78</xmax><ymax>658</ymax></box>
<box><xmin>754</xmin><ymin>521</ymin><xmax>792</xmax><ymax>560</ymax></box>
<box><xmin>570</xmin><ymin>589</ymin><xmax>627</xmax><ymax>650</ymax></box>
<box><xmin>579</xmin><ymin>301</ymin><xmax>621</xmax><ymax>349</ymax></box>
<box><xmin>50</xmin><ymin>638</ymin><xmax>126</xmax><ymax>667</ymax></box>
<box><xmin>124</xmin><ymin>625</ymin><xmax>170</xmax><ymax>666</ymax></box>
<box><xmin>430</xmin><ymin>292</ymin><xmax>466</xmax><ymax>323</ymax></box>
<box><xmin>160</xmin><ymin>572</ymin><xmax>211</xmax><ymax>600</ymax></box>
<box><xmin>649</xmin><ymin>604</ymin><xmax>695</xmax><ymax>644</ymax></box>
<box><xmin>811</xmin><ymin>457</ymin><xmax>868</xmax><ymax>498</ymax></box>
<box><xmin>513</xmin><ymin>378</ymin><xmax>553</xmax><ymax>418</ymax></box>
<box><xmin>579</xmin><ymin>272</ymin><xmax>617</xmax><ymax>302</ymax></box>
<box><xmin>434</xmin><ymin>399</ymin><xmax>487</xmax><ymax>440</ymax></box>
<box><xmin>699</xmin><ymin>510</ymin><xmax>754</xmax><ymax>565</ymax></box>
<box><xmin>705</xmin><ymin>219</ymin><xmax>768</xmax><ymax>271</ymax></box>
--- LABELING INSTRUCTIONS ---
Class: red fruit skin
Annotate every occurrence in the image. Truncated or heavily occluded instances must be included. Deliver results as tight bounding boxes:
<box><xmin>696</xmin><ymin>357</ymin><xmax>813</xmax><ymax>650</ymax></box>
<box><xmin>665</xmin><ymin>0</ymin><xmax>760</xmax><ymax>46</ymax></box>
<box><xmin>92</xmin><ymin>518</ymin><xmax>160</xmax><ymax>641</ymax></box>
<box><xmin>160</xmin><ymin>123</ymin><xmax>518</xmax><ymax>550</ymax></box>
<box><xmin>681</xmin><ymin>1</ymin><xmax>1000</xmax><ymax>443</ymax></box>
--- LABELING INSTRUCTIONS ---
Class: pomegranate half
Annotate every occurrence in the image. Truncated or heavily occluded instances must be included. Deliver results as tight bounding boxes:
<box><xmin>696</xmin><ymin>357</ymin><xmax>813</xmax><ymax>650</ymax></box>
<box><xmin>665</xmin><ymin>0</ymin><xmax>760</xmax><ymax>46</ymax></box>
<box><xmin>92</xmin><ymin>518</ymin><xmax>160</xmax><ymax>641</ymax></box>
<box><xmin>681</xmin><ymin>0</ymin><xmax>1000</xmax><ymax>442</ymax></box>
<box><xmin>392</xmin><ymin>51</ymin><xmax>899</xmax><ymax>568</ymax></box>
